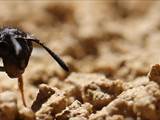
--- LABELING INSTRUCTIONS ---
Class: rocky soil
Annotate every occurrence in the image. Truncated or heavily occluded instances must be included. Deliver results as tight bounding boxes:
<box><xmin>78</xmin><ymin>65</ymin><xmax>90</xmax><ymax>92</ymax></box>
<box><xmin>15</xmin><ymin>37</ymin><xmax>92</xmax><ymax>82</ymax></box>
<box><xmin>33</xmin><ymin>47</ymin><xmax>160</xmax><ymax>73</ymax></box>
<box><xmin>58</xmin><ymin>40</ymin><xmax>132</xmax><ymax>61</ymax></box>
<box><xmin>0</xmin><ymin>1</ymin><xmax>160</xmax><ymax>120</ymax></box>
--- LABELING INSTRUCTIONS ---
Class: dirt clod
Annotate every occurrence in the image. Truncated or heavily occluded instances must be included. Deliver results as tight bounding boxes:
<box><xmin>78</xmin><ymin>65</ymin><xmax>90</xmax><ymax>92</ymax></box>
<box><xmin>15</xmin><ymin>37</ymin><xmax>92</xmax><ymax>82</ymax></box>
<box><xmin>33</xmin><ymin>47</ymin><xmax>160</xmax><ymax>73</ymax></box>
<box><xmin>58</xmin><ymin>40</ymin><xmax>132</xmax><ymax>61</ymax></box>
<box><xmin>0</xmin><ymin>1</ymin><xmax>160</xmax><ymax>120</ymax></box>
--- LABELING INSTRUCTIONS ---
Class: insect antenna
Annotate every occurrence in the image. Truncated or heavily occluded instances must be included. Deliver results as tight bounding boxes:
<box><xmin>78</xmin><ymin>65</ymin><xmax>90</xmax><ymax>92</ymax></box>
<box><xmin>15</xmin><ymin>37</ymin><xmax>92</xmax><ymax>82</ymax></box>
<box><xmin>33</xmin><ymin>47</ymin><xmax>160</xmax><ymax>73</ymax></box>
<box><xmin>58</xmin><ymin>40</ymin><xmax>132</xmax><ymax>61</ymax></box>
<box><xmin>28</xmin><ymin>38</ymin><xmax>69</xmax><ymax>72</ymax></box>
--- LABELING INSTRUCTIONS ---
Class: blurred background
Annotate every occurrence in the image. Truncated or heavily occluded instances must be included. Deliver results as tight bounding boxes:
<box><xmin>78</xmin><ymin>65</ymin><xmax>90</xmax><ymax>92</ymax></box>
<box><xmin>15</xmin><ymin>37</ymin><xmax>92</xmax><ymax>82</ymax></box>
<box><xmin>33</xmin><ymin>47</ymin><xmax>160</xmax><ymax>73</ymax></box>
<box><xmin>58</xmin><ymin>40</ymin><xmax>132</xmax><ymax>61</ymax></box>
<box><xmin>0</xmin><ymin>0</ymin><xmax>160</xmax><ymax>105</ymax></box>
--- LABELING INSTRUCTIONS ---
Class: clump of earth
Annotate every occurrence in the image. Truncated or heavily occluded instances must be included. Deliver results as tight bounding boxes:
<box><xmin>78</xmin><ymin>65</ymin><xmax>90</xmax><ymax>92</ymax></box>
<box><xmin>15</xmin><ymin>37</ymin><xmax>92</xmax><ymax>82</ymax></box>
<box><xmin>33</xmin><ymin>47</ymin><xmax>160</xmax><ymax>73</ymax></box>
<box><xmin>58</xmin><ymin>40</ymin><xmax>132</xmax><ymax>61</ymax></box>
<box><xmin>0</xmin><ymin>1</ymin><xmax>160</xmax><ymax>120</ymax></box>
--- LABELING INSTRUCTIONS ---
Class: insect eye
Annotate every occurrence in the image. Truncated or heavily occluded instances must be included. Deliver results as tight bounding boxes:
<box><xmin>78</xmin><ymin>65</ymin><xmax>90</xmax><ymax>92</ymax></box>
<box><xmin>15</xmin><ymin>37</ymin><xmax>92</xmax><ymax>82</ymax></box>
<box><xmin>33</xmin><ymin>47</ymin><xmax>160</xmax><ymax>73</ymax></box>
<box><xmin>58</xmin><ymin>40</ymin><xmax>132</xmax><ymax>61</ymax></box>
<box><xmin>0</xmin><ymin>41</ymin><xmax>9</xmax><ymax>56</ymax></box>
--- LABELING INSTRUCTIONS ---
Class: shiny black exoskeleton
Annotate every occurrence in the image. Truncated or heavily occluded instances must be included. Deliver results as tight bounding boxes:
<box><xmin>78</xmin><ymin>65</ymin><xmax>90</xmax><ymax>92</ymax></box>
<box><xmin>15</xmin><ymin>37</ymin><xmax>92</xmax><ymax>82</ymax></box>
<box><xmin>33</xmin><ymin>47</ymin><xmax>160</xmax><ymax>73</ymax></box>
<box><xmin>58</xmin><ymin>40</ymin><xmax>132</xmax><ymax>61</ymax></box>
<box><xmin>0</xmin><ymin>27</ymin><xmax>33</xmax><ymax>78</ymax></box>
<box><xmin>0</xmin><ymin>27</ymin><xmax>69</xmax><ymax>107</ymax></box>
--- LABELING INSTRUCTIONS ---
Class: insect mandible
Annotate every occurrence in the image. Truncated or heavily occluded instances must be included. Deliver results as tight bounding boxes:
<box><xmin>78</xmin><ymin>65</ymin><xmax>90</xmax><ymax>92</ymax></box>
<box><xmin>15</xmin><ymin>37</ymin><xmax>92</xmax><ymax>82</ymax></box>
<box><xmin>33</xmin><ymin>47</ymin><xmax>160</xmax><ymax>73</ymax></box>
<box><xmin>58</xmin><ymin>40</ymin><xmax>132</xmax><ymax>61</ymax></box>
<box><xmin>0</xmin><ymin>27</ymin><xmax>69</xmax><ymax>107</ymax></box>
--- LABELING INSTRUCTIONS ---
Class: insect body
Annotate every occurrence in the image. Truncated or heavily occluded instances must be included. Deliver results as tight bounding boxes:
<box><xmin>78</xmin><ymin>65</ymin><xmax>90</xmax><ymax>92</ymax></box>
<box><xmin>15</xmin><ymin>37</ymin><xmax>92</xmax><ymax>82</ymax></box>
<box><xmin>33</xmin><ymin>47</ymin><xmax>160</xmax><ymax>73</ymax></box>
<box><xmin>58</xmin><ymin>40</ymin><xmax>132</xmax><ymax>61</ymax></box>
<box><xmin>0</xmin><ymin>27</ymin><xmax>69</xmax><ymax>107</ymax></box>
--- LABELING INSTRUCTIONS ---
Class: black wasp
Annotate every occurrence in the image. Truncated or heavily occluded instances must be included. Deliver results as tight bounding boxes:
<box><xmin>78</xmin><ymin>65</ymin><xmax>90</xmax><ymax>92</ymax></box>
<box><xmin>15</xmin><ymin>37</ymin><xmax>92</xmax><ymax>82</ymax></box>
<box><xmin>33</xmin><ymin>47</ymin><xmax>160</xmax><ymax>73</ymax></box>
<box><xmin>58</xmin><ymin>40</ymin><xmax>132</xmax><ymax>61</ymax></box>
<box><xmin>0</xmin><ymin>27</ymin><xmax>69</xmax><ymax>107</ymax></box>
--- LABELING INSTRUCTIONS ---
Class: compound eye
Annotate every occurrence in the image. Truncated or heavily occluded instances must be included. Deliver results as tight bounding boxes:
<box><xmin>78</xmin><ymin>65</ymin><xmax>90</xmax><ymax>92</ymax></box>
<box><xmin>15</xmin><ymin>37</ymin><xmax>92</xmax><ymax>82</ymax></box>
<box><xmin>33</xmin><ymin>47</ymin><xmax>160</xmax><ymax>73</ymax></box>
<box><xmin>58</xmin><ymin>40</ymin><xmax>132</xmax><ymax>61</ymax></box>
<box><xmin>0</xmin><ymin>41</ymin><xmax>9</xmax><ymax>57</ymax></box>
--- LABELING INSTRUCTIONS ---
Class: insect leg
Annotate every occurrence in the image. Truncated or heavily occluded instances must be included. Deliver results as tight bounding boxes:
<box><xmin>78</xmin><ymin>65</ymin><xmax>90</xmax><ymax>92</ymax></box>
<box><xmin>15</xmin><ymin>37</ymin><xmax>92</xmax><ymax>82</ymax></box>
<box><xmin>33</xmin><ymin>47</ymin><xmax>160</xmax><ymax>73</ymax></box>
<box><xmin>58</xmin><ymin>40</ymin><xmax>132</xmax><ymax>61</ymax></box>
<box><xmin>18</xmin><ymin>76</ymin><xmax>27</xmax><ymax>107</ymax></box>
<box><xmin>0</xmin><ymin>66</ymin><xmax>5</xmax><ymax>72</ymax></box>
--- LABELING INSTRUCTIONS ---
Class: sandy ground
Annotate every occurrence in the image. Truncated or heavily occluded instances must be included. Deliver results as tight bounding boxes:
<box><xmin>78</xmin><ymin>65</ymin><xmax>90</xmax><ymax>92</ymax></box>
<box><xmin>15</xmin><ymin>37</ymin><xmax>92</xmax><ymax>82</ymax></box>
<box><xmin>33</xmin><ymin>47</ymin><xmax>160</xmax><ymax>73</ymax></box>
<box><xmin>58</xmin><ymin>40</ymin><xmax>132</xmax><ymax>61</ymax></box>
<box><xmin>0</xmin><ymin>1</ymin><xmax>160</xmax><ymax>120</ymax></box>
